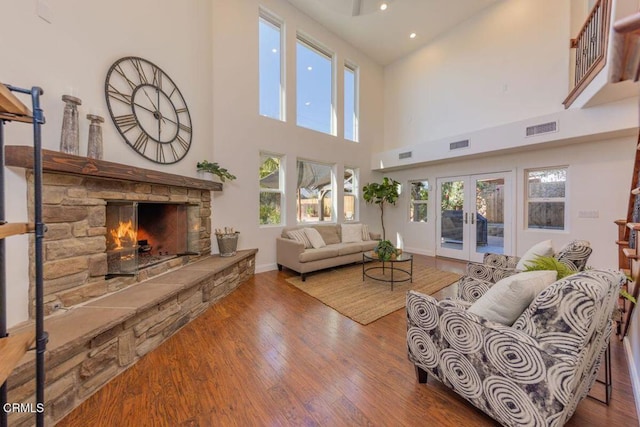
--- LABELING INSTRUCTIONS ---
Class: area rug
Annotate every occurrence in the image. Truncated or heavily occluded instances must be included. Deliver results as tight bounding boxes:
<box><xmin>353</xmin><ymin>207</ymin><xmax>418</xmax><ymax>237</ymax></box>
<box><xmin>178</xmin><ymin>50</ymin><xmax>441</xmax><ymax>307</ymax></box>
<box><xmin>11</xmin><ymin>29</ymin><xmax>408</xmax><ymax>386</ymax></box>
<box><xmin>285</xmin><ymin>262</ymin><xmax>461</xmax><ymax>325</ymax></box>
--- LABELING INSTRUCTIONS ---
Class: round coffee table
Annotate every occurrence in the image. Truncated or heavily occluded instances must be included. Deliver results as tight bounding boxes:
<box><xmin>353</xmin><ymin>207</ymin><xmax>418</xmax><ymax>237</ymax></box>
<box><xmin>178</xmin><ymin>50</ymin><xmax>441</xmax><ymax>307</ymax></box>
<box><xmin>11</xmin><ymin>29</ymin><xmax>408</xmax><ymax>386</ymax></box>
<box><xmin>362</xmin><ymin>251</ymin><xmax>413</xmax><ymax>290</ymax></box>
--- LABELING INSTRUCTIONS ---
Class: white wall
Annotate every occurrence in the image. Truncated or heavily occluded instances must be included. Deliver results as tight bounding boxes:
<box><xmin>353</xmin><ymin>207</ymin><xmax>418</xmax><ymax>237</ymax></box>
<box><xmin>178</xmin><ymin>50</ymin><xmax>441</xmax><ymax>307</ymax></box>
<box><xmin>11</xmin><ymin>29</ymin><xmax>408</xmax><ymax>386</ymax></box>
<box><xmin>384</xmin><ymin>0</ymin><xmax>572</xmax><ymax>150</ymax></box>
<box><xmin>1</xmin><ymin>0</ymin><xmax>213</xmax><ymax>327</ymax></box>
<box><xmin>377</xmin><ymin>0</ymin><xmax>637</xmax><ymax>269</ymax></box>
<box><xmin>211</xmin><ymin>0</ymin><xmax>384</xmax><ymax>273</ymax></box>
<box><xmin>375</xmin><ymin>135</ymin><xmax>635</xmax><ymax>269</ymax></box>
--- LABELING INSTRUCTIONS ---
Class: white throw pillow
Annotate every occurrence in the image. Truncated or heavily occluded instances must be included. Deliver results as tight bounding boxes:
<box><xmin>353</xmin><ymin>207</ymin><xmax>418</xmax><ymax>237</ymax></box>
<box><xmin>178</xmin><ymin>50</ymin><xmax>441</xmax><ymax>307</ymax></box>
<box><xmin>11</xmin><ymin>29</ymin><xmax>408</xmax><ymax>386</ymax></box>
<box><xmin>361</xmin><ymin>224</ymin><xmax>370</xmax><ymax>241</ymax></box>
<box><xmin>467</xmin><ymin>270</ymin><xmax>557</xmax><ymax>325</ymax></box>
<box><xmin>287</xmin><ymin>229</ymin><xmax>312</xmax><ymax>248</ymax></box>
<box><xmin>516</xmin><ymin>240</ymin><xmax>554</xmax><ymax>271</ymax></box>
<box><xmin>341</xmin><ymin>224</ymin><xmax>363</xmax><ymax>243</ymax></box>
<box><xmin>304</xmin><ymin>228</ymin><xmax>326</xmax><ymax>249</ymax></box>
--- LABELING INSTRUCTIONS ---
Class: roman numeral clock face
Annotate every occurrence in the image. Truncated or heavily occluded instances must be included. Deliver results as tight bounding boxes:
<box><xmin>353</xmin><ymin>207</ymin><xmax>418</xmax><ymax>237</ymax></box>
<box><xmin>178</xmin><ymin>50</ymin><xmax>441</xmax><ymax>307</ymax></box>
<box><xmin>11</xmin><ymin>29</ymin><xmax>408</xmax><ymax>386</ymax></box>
<box><xmin>105</xmin><ymin>56</ymin><xmax>192</xmax><ymax>164</ymax></box>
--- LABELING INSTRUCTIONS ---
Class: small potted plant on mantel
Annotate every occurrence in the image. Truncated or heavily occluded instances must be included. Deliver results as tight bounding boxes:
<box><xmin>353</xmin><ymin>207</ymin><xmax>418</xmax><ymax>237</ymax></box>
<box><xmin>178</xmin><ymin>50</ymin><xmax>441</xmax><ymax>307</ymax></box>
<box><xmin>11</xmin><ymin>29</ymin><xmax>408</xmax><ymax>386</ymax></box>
<box><xmin>196</xmin><ymin>160</ymin><xmax>237</xmax><ymax>182</ymax></box>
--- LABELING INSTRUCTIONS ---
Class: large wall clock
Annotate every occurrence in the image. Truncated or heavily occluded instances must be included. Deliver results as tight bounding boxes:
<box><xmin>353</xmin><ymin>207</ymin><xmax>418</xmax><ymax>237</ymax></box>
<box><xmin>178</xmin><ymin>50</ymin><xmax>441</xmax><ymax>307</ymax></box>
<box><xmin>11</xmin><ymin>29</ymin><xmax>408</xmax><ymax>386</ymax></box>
<box><xmin>105</xmin><ymin>56</ymin><xmax>192</xmax><ymax>164</ymax></box>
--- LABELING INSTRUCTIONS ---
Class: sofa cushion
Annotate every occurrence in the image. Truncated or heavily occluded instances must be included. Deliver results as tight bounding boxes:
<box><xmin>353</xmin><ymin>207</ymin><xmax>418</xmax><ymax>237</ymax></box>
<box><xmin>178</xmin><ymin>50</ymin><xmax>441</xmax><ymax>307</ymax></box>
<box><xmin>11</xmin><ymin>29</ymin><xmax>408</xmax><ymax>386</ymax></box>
<box><xmin>467</xmin><ymin>270</ymin><xmax>557</xmax><ymax>325</ymax></box>
<box><xmin>516</xmin><ymin>240</ymin><xmax>554</xmax><ymax>271</ymax></box>
<box><xmin>304</xmin><ymin>227</ymin><xmax>326</xmax><ymax>249</ymax></box>
<box><xmin>341</xmin><ymin>224</ymin><xmax>363</xmax><ymax>243</ymax></box>
<box><xmin>335</xmin><ymin>243</ymin><xmax>363</xmax><ymax>256</ymax></box>
<box><xmin>314</xmin><ymin>225</ymin><xmax>341</xmax><ymax>245</ymax></box>
<box><xmin>286</xmin><ymin>229</ymin><xmax>311</xmax><ymax>248</ymax></box>
<box><xmin>299</xmin><ymin>246</ymin><xmax>340</xmax><ymax>263</ymax></box>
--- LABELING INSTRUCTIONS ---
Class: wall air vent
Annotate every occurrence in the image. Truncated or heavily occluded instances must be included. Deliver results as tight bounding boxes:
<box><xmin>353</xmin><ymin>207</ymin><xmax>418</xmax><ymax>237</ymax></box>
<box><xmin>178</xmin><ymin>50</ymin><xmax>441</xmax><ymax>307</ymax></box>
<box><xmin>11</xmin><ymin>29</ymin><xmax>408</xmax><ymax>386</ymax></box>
<box><xmin>449</xmin><ymin>140</ymin><xmax>469</xmax><ymax>150</ymax></box>
<box><xmin>398</xmin><ymin>151</ymin><xmax>412</xmax><ymax>160</ymax></box>
<box><xmin>526</xmin><ymin>121</ymin><xmax>558</xmax><ymax>137</ymax></box>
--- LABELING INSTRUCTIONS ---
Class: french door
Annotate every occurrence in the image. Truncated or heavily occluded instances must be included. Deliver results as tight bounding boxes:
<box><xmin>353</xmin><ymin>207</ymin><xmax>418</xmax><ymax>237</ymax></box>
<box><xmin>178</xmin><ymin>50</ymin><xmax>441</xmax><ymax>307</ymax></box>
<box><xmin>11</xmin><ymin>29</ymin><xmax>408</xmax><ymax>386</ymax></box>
<box><xmin>436</xmin><ymin>172</ymin><xmax>513</xmax><ymax>262</ymax></box>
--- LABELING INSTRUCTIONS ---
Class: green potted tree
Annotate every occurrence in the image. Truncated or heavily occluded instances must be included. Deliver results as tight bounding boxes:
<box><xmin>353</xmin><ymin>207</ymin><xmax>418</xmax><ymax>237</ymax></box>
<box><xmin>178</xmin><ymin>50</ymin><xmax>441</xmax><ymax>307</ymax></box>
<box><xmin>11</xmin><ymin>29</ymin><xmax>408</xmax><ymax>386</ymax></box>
<box><xmin>196</xmin><ymin>160</ymin><xmax>237</xmax><ymax>182</ymax></box>
<box><xmin>363</xmin><ymin>177</ymin><xmax>400</xmax><ymax>240</ymax></box>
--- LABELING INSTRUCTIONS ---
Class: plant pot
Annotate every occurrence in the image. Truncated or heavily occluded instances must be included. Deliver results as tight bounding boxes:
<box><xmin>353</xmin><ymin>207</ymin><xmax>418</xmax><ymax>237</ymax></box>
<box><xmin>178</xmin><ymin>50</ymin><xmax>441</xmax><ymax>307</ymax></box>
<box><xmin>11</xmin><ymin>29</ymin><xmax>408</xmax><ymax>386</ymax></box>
<box><xmin>216</xmin><ymin>232</ymin><xmax>239</xmax><ymax>257</ymax></box>
<box><xmin>197</xmin><ymin>170</ymin><xmax>214</xmax><ymax>181</ymax></box>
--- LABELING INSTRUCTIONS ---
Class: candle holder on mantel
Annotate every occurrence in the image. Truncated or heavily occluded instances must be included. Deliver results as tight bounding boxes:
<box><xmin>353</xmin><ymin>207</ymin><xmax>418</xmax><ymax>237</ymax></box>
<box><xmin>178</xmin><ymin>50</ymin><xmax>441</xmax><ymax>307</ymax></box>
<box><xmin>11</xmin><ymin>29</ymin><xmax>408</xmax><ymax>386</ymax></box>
<box><xmin>60</xmin><ymin>94</ymin><xmax>82</xmax><ymax>155</ymax></box>
<box><xmin>86</xmin><ymin>114</ymin><xmax>104</xmax><ymax>160</ymax></box>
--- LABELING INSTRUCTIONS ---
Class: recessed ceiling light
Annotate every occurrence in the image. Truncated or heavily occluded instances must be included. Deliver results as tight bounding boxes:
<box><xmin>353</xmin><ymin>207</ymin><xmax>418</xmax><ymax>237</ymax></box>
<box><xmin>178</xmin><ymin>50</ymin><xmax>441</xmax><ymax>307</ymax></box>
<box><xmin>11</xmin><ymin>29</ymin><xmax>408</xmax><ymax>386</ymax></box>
<box><xmin>307</xmin><ymin>66</ymin><xmax>313</xmax><ymax>71</ymax></box>
<box><xmin>271</xmin><ymin>48</ymin><xmax>278</xmax><ymax>53</ymax></box>
<box><xmin>409</xmin><ymin>32</ymin><xmax>417</xmax><ymax>39</ymax></box>
<box><xmin>304</xmin><ymin>101</ymin><xmax>311</xmax><ymax>106</ymax></box>
<box><xmin>380</xmin><ymin>3</ymin><xmax>388</xmax><ymax>11</ymax></box>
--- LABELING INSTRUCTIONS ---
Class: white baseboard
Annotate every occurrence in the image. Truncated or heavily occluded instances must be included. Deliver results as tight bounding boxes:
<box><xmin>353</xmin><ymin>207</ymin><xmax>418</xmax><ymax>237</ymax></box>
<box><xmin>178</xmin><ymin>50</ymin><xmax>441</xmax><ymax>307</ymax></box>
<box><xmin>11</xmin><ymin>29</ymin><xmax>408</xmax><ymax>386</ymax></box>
<box><xmin>623</xmin><ymin>336</ymin><xmax>640</xmax><ymax>422</ymax></box>
<box><xmin>256</xmin><ymin>263</ymin><xmax>277</xmax><ymax>274</ymax></box>
<box><xmin>404</xmin><ymin>247</ymin><xmax>436</xmax><ymax>257</ymax></box>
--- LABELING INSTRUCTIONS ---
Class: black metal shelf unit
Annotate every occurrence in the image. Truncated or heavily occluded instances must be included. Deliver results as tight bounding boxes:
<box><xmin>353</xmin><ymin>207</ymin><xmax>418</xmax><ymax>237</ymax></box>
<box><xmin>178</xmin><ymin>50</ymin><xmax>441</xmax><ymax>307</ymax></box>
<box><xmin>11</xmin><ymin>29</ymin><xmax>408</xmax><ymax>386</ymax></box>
<box><xmin>0</xmin><ymin>84</ymin><xmax>47</xmax><ymax>427</ymax></box>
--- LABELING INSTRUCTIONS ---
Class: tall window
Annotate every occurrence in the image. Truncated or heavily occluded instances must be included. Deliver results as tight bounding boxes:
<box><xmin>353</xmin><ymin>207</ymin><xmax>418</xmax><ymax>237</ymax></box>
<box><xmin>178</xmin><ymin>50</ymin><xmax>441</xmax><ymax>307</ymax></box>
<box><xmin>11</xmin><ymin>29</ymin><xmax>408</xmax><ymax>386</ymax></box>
<box><xmin>410</xmin><ymin>180</ymin><xmax>429</xmax><ymax>222</ymax></box>
<box><xmin>259</xmin><ymin>153</ymin><xmax>284</xmax><ymax>225</ymax></box>
<box><xmin>344</xmin><ymin>168</ymin><xmax>358</xmax><ymax>221</ymax></box>
<box><xmin>259</xmin><ymin>11</ymin><xmax>284</xmax><ymax>120</ymax></box>
<box><xmin>296</xmin><ymin>35</ymin><xmax>334</xmax><ymax>135</ymax></box>
<box><xmin>344</xmin><ymin>63</ymin><xmax>358</xmax><ymax>142</ymax></box>
<box><xmin>526</xmin><ymin>167</ymin><xmax>567</xmax><ymax>230</ymax></box>
<box><xmin>296</xmin><ymin>160</ymin><xmax>334</xmax><ymax>223</ymax></box>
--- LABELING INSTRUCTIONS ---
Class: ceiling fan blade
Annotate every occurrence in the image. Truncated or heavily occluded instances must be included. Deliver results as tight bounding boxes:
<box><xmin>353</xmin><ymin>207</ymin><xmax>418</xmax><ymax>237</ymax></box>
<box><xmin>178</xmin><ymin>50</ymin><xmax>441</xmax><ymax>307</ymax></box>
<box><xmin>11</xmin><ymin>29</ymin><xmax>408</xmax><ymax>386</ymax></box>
<box><xmin>352</xmin><ymin>0</ymin><xmax>362</xmax><ymax>16</ymax></box>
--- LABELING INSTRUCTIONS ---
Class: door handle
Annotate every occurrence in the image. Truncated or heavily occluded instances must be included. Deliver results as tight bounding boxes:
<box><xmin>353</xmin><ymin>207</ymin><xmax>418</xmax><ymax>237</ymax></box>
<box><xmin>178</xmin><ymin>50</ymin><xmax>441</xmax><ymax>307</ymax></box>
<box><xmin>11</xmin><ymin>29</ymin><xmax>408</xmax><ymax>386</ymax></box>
<box><xmin>471</xmin><ymin>213</ymin><xmax>475</xmax><ymax>225</ymax></box>
<box><xmin>464</xmin><ymin>212</ymin><xmax>468</xmax><ymax>224</ymax></box>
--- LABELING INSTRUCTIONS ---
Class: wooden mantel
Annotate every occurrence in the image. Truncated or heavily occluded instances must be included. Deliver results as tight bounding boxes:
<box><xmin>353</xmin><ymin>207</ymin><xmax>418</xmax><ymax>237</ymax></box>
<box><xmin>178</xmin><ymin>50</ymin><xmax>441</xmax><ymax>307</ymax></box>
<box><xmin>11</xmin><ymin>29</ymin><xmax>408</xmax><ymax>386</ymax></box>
<box><xmin>4</xmin><ymin>145</ymin><xmax>222</xmax><ymax>191</ymax></box>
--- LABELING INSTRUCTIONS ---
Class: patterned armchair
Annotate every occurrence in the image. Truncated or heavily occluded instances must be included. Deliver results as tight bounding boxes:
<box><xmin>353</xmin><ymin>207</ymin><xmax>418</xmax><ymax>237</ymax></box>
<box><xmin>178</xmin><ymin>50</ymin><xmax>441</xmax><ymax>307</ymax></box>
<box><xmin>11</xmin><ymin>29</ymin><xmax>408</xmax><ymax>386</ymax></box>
<box><xmin>465</xmin><ymin>240</ymin><xmax>593</xmax><ymax>285</ymax></box>
<box><xmin>406</xmin><ymin>269</ymin><xmax>624</xmax><ymax>427</ymax></box>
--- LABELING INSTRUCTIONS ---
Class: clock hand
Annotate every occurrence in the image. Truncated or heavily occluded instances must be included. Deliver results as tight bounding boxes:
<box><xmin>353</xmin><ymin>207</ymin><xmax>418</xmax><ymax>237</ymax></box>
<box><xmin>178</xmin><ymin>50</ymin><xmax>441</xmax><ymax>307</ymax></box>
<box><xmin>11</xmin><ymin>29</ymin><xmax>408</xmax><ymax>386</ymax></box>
<box><xmin>140</xmin><ymin>87</ymin><xmax>167</xmax><ymax>125</ymax></box>
<box><xmin>157</xmin><ymin>87</ymin><xmax>161</xmax><ymax>140</ymax></box>
<box><xmin>134</xmin><ymin>101</ymin><xmax>167</xmax><ymax>124</ymax></box>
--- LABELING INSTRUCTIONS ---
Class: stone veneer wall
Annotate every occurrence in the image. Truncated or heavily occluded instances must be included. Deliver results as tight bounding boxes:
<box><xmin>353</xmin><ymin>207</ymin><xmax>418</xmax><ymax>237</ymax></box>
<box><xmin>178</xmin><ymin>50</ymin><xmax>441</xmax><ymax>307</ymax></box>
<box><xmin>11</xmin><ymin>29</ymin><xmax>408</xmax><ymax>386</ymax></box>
<box><xmin>26</xmin><ymin>171</ymin><xmax>212</xmax><ymax>317</ymax></box>
<box><xmin>7</xmin><ymin>250</ymin><xmax>256</xmax><ymax>426</ymax></box>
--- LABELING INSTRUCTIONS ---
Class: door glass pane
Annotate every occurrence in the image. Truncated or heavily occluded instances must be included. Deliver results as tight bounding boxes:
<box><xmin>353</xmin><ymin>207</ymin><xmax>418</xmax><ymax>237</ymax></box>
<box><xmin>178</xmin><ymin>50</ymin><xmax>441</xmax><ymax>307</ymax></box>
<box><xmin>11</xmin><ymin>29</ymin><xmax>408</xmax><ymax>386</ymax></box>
<box><xmin>440</xmin><ymin>180</ymin><xmax>465</xmax><ymax>250</ymax></box>
<box><xmin>476</xmin><ymin>178</ymin><xmax>504</xmax><ymax>254</ymax></box>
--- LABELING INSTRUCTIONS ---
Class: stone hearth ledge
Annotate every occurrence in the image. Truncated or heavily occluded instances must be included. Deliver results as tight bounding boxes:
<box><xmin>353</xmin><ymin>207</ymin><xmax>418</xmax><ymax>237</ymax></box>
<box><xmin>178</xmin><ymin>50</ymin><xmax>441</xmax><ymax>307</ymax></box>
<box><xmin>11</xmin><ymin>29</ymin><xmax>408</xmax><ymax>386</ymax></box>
<box><xmin>6</xmin><ymin>249</ymin><xmax>257</xmax><ymax>426</ymax></box>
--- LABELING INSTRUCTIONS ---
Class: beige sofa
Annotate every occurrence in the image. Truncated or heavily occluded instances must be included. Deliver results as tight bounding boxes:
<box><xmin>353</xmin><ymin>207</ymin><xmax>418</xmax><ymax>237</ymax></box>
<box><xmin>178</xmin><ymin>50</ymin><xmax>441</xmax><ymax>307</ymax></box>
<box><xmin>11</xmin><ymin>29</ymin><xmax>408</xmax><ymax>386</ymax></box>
<box><xmin>276</xmin><ymin>223</ymin><xmax>380</xmax><ymax>281</ymax></box>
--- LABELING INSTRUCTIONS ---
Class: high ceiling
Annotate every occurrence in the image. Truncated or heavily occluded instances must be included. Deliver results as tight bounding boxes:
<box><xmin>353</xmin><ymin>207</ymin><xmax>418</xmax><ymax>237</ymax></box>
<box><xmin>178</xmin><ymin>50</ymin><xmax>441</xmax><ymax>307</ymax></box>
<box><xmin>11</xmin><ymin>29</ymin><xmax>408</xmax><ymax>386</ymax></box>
<box><xmin>286</xmin><ymin>0</ymin><xmax>502</xmax><ymax>65</ymax></box>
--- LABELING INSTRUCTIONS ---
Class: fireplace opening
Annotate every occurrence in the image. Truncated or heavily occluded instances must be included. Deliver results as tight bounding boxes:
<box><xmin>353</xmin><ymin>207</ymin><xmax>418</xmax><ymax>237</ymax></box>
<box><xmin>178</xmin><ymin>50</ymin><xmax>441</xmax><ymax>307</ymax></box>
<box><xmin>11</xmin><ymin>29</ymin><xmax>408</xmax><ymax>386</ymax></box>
<box><xmin>106</xmin><ymin>201</ymin><xmax>200</xmax><ymax>277</ymax></box>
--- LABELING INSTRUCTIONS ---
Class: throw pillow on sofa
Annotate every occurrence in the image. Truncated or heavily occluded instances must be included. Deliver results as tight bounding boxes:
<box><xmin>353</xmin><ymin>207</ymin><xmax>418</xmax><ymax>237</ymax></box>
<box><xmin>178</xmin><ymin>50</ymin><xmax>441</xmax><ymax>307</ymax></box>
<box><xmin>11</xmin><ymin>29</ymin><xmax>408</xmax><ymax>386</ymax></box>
<box><xmin>287</xmin><ymin>229</ymin><xmax>312</xmax><ymax>248</ymax></box>
<box><xmin>361</xmin><ymin>224</ymin><xmax>371</xmax><ymax>241</ymax></box>
<box><xmin>316</xmin><ymin>226</ymin><xmax>341</xmax><ymax>245</ymax></box>
<box><xmin>467</xmin><ymin>270</ymin><xmax>557</xmax><ymax>325</ymax></box>
<box><xmin>515</xmin><ymin>240</ymin><xmax>554</xmax><ymax>271</ymax></box>
<box><xmin>341</xmin><ymin>224</ymin><xmax>363</xmax><ymax>243</ymax></box>
<box><xmin>304</xmin><ymin>228</ymin><xmax>326</xmax><ymax>249</ymax></box>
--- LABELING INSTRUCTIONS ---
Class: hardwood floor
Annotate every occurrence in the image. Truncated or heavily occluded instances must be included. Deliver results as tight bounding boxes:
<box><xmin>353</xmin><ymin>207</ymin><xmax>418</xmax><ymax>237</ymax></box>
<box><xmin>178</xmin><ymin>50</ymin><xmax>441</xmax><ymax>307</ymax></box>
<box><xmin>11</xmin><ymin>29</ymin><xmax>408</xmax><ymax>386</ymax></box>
<box><xmin>58</xmin><ymin>256</ymin><xmax>639</xmax><ymax>426</ymax></box>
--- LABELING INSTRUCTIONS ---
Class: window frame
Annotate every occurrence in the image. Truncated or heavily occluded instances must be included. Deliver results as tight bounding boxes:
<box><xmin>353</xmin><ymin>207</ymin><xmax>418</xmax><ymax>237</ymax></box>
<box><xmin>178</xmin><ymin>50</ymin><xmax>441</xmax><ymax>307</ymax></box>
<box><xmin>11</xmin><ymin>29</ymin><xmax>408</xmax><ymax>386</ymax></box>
<box><xmin>295</xmin><ymin>33</ymin><xmax>336</xmax><ymax>136</ymax></box>
<box><xmin>343</xmin><ymin>167</ymin><xmax>358</xmax><ymax>221</ymax></box>
<box><xmin>343</xmin><ymin>61</ymin><xmax>359</xmax><ymax>142</ymax></box>
<box><xmin>296</xmin><ymin>158</ymin><xmax>335</xmax><ymax>224</ymax></box>
<box><xmin>258</xmin><ymin>9</ymin><xmax>285</xmax><ymax>121</ymax></box>
<box><xmin>259</xmin><ymin>152</ymin><xmax>285</xmax><ymax>227</ymax></box>
<box><xmin>409</xmin><ymin>180</ymin><xmax>429</xmax><ymax>223</ymax></box>
<box><xmin>525</xmin><ymin>166</ymin><xmax>568</xmax><ymax>231</ymax></box>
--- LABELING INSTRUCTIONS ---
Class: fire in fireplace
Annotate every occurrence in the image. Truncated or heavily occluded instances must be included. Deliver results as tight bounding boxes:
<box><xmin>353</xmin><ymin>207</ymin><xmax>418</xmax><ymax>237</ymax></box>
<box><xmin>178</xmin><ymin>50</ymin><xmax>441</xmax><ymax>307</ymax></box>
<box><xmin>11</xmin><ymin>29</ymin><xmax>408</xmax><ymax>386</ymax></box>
<box><xmin>106</xmin><ymin>201</ymin><xmax>200</xmax><ymax>277</ymax></box>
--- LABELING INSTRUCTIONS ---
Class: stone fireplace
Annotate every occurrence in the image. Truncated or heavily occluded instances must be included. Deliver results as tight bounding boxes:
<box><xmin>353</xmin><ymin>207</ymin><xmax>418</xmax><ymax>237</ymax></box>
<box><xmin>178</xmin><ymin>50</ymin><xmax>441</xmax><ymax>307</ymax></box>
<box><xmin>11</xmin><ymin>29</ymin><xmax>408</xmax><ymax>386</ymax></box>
<box><xmin>2</xmin><ymin>145</ymin><xmax>221</xmax><ymax>317</ymax></box>
<box><xmin>4</xmin><ymin>146</ymin><xmax>257</xmax><ymax>426</ymax></box>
